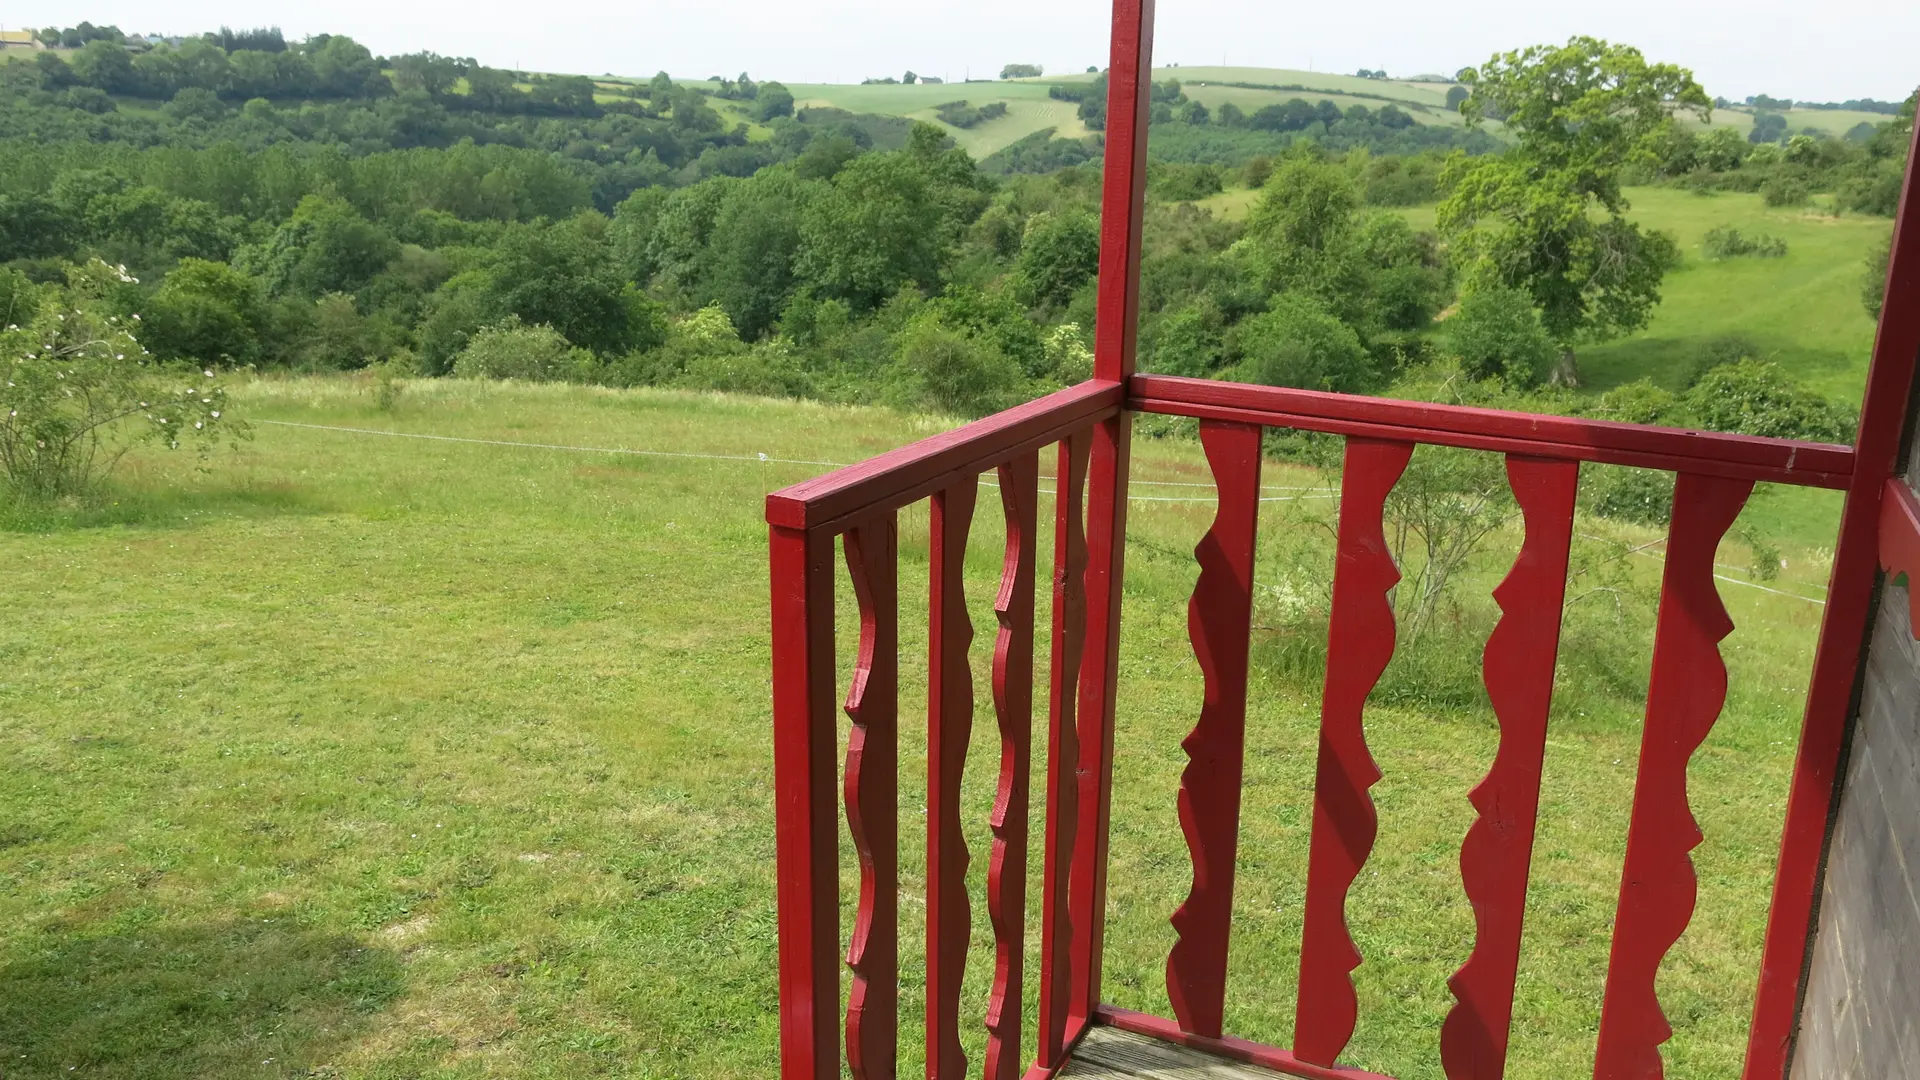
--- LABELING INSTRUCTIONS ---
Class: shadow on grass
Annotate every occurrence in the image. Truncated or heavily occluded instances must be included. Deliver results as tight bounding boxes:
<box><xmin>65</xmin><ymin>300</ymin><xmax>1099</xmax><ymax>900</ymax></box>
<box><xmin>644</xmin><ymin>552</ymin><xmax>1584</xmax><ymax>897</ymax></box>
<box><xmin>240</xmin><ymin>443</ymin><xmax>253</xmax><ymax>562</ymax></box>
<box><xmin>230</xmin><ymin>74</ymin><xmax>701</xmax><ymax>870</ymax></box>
<box><xmin>0</xmin><ymin>917</ymin><xmax>403</xmax><ymax>1078</ymax></box>
<box><xmin>0</xmin><ymin>478</ymin><xmax>334</xmax><ymax>535</ymax></box>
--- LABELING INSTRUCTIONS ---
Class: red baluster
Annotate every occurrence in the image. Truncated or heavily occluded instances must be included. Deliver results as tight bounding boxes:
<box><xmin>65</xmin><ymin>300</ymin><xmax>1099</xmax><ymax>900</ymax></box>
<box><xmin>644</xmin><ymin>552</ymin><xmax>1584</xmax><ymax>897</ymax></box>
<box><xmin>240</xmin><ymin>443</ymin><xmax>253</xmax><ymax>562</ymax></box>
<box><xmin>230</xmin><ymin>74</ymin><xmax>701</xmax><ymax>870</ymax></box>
<box><xmin>771</xmin><ymin>526</ymin><xmax>841</xmax><ymax>1079</ymax></box>
<box><xmin>1594</xmin><ymin>473</ymin><xmax>1753</xmax><ymax>1080</ymax></box>
<box><xmin>1295</xmin><ymin>436</ymin><xmax>1413</xmax><ymax>1067</ymax></box>
<box><xmin>1038</xmin><ymin>432</ymin><xmax>1092</xmax><ymax>1068</ymax></box>
<box><xmin>844</xmin><ymin>517</ymin><xmax>900</xmax><ymax>1080</ymax></box>
<box><xmin>928</xmin><ymin>481</ymin><xmax>978</xmax><ymax>1080</ymax></box>
<box><xmin>1441</xmin><ymin>456</ymin><xmax>1580</xmax><ymax>1080</ymax></box>
<box><xmin>1166</xmin><ymin>420</ymin><xmax>1264</xmax><ymax>1039</ymax></box>
<box><xmin>984</xmin><ymin>454</ymin><xmax>1039</xmax><ymax>1080</ymax></box>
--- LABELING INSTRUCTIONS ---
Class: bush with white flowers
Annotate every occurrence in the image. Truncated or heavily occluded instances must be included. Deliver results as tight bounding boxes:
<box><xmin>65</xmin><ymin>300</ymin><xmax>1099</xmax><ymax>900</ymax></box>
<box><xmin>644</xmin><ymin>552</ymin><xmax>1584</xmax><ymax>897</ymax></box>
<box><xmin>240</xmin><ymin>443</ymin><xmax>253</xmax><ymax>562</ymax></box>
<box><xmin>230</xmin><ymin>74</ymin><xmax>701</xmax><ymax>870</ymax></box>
<box><xmin>0</xmin><ymin>260</ymin><xmax>244</xmax><ymax>500</ymax></box>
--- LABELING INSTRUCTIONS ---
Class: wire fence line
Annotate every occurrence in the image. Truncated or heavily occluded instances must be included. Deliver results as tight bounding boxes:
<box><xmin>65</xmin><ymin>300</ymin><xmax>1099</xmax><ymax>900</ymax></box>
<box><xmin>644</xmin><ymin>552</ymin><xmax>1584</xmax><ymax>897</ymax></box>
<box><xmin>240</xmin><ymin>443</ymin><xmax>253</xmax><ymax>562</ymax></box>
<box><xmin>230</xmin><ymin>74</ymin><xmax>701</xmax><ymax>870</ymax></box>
<box><xmin>260</xmin><ymin>419</ymin><xmax>1825</xmax><ymax>604</ymax></box>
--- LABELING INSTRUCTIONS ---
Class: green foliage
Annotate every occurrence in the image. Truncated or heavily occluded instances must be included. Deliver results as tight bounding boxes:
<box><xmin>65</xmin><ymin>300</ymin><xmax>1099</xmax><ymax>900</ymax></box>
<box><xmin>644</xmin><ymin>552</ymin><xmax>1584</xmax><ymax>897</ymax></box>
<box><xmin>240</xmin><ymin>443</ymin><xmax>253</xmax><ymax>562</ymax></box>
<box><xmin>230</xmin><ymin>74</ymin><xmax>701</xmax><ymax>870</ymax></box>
<box><xmin>1449</xmin><ymin>285</ymin><xmax>1555</xmax><ymax>387</ymax></box>
<box><xmin>1229</xmin><ymin>293</ymin><xmax>1376</xmax><ymax>393</ymax></box>
<box><xmin>0</xmin><ymin>260</ymin><xmax>240</xmax><ymax>499</ymax></box>
<box><xmin>1000</xmin><ymin>64</ymin><xmax>1044</xmax><ymax>80</ymax></box>
<box><xmin>0</xmin><ymin>266</ymin><xmax>40</xmax><ymax>327</ymax></box>
<box><xmin>888</xmin><ymin>313</ymin><xmax>1025</xmax><ymax>416</ymax></box>
<box><xmin>240</xmin><ymin>196</ymin><xmax>398</xmax><ymax>298</ymax></box>
<box><xmin>1011</xmin><ymin>211</ymin><xmax>1099</xmax><ymax>312</ymax></box>
<box><xmin>450</xmin><ymin>316</ymin><xmax>591</xmax><ymax>382</ymax></box>
<box><xmin>934</xmin><ymin>101</ymin><xmax>1009</xmax><ymax>129</ymax></box>
<box><xmin>1683</xmin><ymin>334</ymin><xmax>1763</xmax><ymax>387</ymax></box>
<box><xmin>1683</xmin><ymin>358</ymin><xmax>1857</xmax><ymax>443</ymax></box>
<box><xmin>1702</xmin><ymin>226</ymin><xmax>1787</xmax><ymax>259</ymax></box>
<box><xmin>797</xmin><ymin>149</ymin><xmax>949</xmax><ymax>312</ymax></box>
<box><xmin>1444</xmin><ymin>38</ymin><xmax>1705</xmax><ymax>377</ymax></box>
<box><xmin>141</xmin><ymin>258</ymin><xmax>265</xmax><ymax>365</ymax></box>
<box><xmin>1863</xmin><ymin>235</ymin><xmax>1891</xmax><ymax>320</ymax></box>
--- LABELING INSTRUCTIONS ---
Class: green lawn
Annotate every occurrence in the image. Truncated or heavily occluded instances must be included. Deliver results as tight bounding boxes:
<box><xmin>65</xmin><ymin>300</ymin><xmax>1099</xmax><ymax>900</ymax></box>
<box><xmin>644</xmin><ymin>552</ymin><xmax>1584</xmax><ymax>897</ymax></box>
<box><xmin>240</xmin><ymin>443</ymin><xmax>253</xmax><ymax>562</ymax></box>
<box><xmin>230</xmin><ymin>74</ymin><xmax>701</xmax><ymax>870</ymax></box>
<box><xmin>0</xmin><ymin>375</ymin><xmax>1840</xmax><ymax>1078</ymax></box>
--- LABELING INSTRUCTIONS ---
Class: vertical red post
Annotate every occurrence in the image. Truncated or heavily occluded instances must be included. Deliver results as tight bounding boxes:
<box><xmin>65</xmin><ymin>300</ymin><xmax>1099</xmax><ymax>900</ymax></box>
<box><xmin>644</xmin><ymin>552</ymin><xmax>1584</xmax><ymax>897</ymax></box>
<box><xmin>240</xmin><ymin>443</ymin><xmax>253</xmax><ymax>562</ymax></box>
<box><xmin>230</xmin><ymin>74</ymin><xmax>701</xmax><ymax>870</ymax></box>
<box><xmin>928</xmin><ymin>482</ymin><xmax>979</xmax><ymax>1080</ymax></box>
<box><xmin>1595</xmin><ymin>474</ymin><xmax>1753</xmax><ymax>1080</ymax></box>
<box><xmin>844</xmin><ymin>517</ymin><xmax>901</xmax><ymax>1080</ymax></box>
<box><xmin>1039</xmin><ymin>433</ymin><xmax>1092</xmax><ymax>1069</ymax></box>
<box><xmin>984</xmin><ymin>454</ymin><xmax>1040</xmax><ymax>1080</ymax></box>
<box><xmin>1294</xmin><ymin>437</ymin><xmax>1413</xmax><ymax>1068</ymax></box>
<box><xmin>1071</xmin><ymin>0</ymin><xmax>1155</xmax><ymax>1031</ymax></box>
<box><xmin>1166</xmin><ymin>420</ymin><xmax>1263</xmax><ymax>1039</ymax></box>
<box><xmin>771</xmin><ymin>524</ymin><xmax>841</xmax><ymax>1080</ymax></box>
<box><xmin>1744</xmin><ymin>120</ymin><xmax>1920</xmax><ymax>1080</ymax></box>
<box><xmin>1441</xmin><ymin>456</ymin><xmax>1579</xmax><ymax>1080</ymax></box>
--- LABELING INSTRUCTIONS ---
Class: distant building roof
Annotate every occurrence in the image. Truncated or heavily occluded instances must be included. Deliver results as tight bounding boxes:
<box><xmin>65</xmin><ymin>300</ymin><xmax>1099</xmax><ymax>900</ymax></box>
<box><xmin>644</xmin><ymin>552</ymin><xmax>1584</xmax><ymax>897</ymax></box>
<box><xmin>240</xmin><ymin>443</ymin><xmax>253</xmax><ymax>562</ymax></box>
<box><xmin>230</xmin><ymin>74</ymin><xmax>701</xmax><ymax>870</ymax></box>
<box><xmin>0</xmin><ymin>29</ymin><xmax>43</xmax><ymax>45</ymax></box>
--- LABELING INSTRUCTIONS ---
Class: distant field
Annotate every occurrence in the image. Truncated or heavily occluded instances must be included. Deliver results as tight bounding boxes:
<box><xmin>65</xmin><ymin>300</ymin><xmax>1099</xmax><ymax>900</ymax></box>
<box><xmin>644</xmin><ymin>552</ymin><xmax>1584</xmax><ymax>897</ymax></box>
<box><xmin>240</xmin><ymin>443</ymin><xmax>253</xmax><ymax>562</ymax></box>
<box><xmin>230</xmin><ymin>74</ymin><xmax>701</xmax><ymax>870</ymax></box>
<box><xmin>1046</xmin><ymin>66</ymin><xmax>1460</xmax><ymax>110</ymax></box>
<box><xmin>1701</xmin><ymin>106</ymin><xmax>1894</xmax><ymax>139</ymax></box>
<box><xmin>785</xmin><ymin>80</ymin><xmax>1090</xmax><ymax>156</ymax></box>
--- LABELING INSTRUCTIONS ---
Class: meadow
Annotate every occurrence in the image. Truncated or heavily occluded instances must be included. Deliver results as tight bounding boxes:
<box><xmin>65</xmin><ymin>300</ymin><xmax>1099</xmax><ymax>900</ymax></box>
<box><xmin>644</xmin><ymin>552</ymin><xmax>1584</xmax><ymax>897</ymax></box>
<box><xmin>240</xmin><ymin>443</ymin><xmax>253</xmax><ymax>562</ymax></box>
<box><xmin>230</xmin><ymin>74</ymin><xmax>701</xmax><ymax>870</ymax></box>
<box><xmin>0</xmin><ymin>370</ymin><xmax>1842</xmax><ymax>1079</ymax></box>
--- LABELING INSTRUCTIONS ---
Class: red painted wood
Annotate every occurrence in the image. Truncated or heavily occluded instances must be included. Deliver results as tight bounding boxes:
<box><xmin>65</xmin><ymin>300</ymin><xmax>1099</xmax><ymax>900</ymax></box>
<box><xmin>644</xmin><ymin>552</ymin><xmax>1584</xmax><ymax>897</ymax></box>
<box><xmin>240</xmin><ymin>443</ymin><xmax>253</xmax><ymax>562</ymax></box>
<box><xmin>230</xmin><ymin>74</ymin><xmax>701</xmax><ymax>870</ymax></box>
<box><xmin>1038</xmin><ymin>431</ymin><xmax>1093</xmax><ymax>1069</ymax></box>
<box><xmin>1070</xmin><ymin>411</ymin><xmax>1134</xmax><ymax>1025</ymax></box>
<box><xmin>1594</xmin><ymin>473</ymin><xmax>1754</xmax><ymax>1080</ymax></box>
<box><xmin>843</xmin><ymin>517</ymin><xmax>901</xmax><ymax>1080</ymax></box>
<box><xmin>1166</xmin><ymin>420</ymin><xmax>1263</xmax><ymax>1038</ymax></box>
<box><xmin>928</xmin><ymin>481</ymin><xmax>979</xmax><ymax>1080</ymax></box>
<box><xmin>1092</xmin><ymin>0</ymin><xmax>1154</xmax><ymax>384</ymax></box>
<box><xmin>1130</xmin><ymin>375</ymin><xmax>1853</xmax><ymax>491</ymax></box>
<box><xmin>1877</xmin><ymin>478</ymin><xmax>1920</xmax><ymax>633</ymax></box>
<box><xmin>771</xmin><ymin>525</ymin><xmax>842</xmax><ymax>1079</ymax></box>
<box><xmin>766</xmin><ymin>381</ymin><xmax>1122</xmax><ymax>532</ymax></box>
<box><xmin>1097</xmin><ymin>1008</ymin><xmax>1399</xmax><ymax>1080</ymax></box>
<box><xmin>1440</xmin><ymin>457</ymin><xmax>1579</xmax><ymax>1080</ymax></box>
<box><xmin>1745</xmin><ymin>119</ymin><xmax>1920</xmax><ymax>1080</ymax></box>
<box><xmin>1294</xmin><ymin>437</ymin><xmax>1414</xmax><ymax>1067</ymax></box>
<box><xmin>985</xmin><ymin>454</ymin><xmax>1040</xmax><ymax>1080</ymax></box>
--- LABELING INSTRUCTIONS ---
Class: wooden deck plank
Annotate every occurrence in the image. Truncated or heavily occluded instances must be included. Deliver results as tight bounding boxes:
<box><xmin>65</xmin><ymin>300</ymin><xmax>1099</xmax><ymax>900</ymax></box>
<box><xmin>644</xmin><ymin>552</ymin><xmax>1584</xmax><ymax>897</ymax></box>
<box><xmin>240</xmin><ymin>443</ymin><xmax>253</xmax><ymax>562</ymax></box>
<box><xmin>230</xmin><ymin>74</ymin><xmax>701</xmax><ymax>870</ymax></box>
<box><xmin>1059</xmin><ymin>1027</ymin><xmax>1285</xmax><ymax>1078</ymax></box>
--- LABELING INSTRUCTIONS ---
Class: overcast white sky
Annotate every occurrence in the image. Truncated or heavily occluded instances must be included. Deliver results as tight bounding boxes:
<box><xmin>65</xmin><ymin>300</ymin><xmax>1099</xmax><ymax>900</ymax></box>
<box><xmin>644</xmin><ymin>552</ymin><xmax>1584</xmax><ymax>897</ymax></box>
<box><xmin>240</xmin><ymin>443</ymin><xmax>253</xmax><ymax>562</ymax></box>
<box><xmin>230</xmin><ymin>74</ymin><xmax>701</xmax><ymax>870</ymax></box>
<box><xmin>6</xmin><ymin>0</ymin><xmax>1918</xmax><ymax>103</ymax></box>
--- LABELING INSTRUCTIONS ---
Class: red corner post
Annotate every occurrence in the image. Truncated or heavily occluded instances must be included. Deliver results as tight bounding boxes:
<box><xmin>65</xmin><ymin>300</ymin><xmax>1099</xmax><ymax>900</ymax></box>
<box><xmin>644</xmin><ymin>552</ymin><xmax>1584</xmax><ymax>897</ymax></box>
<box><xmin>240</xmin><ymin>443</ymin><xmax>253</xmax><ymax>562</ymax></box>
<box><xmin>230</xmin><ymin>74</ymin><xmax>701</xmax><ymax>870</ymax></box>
<box><xmin>1068</xmin><ymin>0</ymin><xmax>1155</xmax><ymax>1037</ymax></box>
<box><xmin>1744</xmin><ymin>121</ymin><xmax>1920</xmax><ymax>1079</ymax></box>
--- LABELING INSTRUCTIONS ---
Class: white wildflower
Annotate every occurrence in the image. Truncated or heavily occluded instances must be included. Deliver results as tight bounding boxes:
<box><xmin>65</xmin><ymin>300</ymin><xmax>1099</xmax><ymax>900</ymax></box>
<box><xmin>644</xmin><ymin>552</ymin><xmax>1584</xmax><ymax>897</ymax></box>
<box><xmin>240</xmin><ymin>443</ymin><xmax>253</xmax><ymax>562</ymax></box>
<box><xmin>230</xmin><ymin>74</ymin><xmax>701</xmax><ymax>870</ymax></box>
<box><xmin>210</xmin><ymin>410</ymin><xmax>219</xmax><ymax>418</ymax></box>
<box><xmin>194</xmin><ymin>421</ymin><xmax>203</xmax><ymax>430</ymax></box>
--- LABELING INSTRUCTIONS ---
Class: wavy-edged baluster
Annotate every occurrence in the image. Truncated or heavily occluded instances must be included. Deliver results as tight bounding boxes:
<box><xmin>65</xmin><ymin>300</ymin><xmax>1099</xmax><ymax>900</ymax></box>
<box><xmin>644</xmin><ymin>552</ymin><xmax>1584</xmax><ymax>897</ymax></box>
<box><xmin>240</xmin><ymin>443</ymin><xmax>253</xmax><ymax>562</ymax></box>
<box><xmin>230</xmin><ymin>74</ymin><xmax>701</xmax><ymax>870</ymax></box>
<box><xmin>1294</xmin><ymin>436</ymin><xmax>1413</xmax><ymax>1067</ymax></box>
<box><xmin>1166</xmin><ymin>420</ymin><xmax>1264</xmax><ymax>1039</ymax></box>
<box><xmin>1593</xmin><ymin>473</ymin><xmax>1753</xmax><ymax>1080</ymax></box>
<box><xmin>983</xmin><ymin>453</ymin><xmax>1039</xmax><ymax>1080</ymax></box>
<box><xmin>1038</xmin><ymin>431</ymin><xmax>1093</xmax><ymax>1069</ymax></box>
<box><xmin>928</xmin><ymin>480</ymin><xmax>978</xmax><ymax>1080</ymax></box>
<box><xmin>844</xmin><ymin>516</ymin><xmax>900</xmax><ymax>1080</ymax></box>
<box><xmin>1440</xmin><ymin>456</ymin><xmax>1580</xmax><ymax>1080</ymax></box>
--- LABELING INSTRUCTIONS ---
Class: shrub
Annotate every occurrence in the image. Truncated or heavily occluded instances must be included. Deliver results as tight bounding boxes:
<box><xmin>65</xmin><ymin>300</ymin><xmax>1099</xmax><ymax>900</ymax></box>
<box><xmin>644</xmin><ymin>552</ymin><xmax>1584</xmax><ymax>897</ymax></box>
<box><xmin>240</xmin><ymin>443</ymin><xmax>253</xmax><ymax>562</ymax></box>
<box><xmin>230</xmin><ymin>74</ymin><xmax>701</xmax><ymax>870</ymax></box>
<box><xmin>0</xmin><ymin>261</ymin><xmax>241</xmax><ymax>500</ymax></box>
<box><xmin>679</xmin><ymin>338</ymin><xmax>812</xmax><ymax>398</ymax></box>
<box><xmin>140</xmin><ymin>259</ymin><xmax>265</xmax><ymax>366</ymax></box>
<box><xmin>1760</xmin><ymin>173</ymin><xmax>1810</xmax><ymax>207</ymax></box>
<box><xmin>1585</xmin><ymin>466</ymin><xmax>1677</xmax><ymax>526</ymax></box>
<box><xmin>1864</xmin><ymin>235</ymin><xmax>1891</xmax><ymax>320</ymax></box>
<box><xmin>1683</xmin><ymin>334</ymin><xmax>1763</xmax><ymax>387</ymax></box>
<box><xmin>1683</xmin><ymin>359</ymin><xmax>1857</xmax><ymax>443</ymax></box>
<box><xmin>1702</xmin><ymin>226</ymin><xmax>1788</xmax><ymax>259</ymax></box>
<box><xmin>450</xmin><ymin>316</ymin><xmax>592</xmax><ymax>382</ymax></box>
<box><xmin>889</xmin><ymin>314</ymin><xmax>1026</xmax><ymax>417</ymax></box>
<box><xmin>1448</xmin><ymin>285</ymin><xmax>1555</xmax><ymax>387</ymax></box>
<box><xmin>1229</xmin><ymin>294</ymin><xmax>1376</xmax><ymax>393</ymax></box>
<box><xmin>0</xmin><ymin>267</ymin><xmax>40</xmax><ymax>328</ymax></box>
<box><xmin>934</xmin><ymin>100</ymin><xmax>1009</xmax><ymax>129</ymax></box>
<box><xmin>1588</xmin><ymin>378</ymin><xmax>1679</xmax><ymax>426</ymax></box>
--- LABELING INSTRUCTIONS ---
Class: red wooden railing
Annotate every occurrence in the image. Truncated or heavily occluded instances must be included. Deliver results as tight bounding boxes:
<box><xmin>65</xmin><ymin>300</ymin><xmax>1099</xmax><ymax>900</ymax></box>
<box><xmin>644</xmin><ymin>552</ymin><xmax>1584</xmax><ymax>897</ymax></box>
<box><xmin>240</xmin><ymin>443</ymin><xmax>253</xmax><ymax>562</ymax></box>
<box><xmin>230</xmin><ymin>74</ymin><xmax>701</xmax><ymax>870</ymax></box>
<box><xmin>766</xmin><ymin>1</ymin><xmax>1920</xmax><ymax>1077</ymax></box>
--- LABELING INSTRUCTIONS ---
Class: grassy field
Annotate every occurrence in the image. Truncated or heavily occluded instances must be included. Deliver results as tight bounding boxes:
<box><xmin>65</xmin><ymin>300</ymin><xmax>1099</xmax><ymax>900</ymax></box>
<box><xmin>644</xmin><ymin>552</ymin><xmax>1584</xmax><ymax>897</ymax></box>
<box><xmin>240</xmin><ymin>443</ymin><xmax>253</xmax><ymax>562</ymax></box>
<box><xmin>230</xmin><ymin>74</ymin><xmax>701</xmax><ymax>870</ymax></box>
<box><xmin>0</xmin><ymin>370</ymin><xmax>1842</xmax><ymax>1079</ymax></box>
<box><xmin>782</xmin><ymin>80</ymin><xmax>1090</xmax><ymax>158</ymax></box>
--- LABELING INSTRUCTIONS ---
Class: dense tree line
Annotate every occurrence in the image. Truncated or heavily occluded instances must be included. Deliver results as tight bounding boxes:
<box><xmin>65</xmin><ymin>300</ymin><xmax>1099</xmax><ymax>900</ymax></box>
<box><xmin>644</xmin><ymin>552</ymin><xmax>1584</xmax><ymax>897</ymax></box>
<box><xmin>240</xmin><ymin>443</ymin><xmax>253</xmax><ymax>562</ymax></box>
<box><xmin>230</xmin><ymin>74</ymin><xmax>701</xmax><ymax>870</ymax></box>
<box><xmin>1635</xmin><ymin>92</ymin><xmax>1915</xmax><ymax>214</ymax></box>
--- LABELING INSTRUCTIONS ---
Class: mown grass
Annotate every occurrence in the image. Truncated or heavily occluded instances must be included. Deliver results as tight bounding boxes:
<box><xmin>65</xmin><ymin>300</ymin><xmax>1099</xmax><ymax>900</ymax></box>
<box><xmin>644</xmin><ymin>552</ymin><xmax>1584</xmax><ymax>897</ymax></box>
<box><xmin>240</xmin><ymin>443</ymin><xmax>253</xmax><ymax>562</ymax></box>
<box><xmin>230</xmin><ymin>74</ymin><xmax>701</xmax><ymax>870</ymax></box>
<box><xmin>0</xmin><ymin>373</ymin><xmax>1840</xmax><ymax>1078</ymax></box>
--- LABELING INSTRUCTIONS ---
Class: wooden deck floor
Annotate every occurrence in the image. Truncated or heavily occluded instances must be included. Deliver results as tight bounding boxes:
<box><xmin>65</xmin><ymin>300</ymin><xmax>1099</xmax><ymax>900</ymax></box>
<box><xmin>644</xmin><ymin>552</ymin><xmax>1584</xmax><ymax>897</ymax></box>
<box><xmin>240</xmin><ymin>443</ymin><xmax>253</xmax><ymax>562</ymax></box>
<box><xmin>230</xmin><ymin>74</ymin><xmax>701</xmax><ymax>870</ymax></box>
<box><xmin>1057</xmin><ymin>1027</ymin><xmax>1287</xmax><ymax>1078</ymax></box>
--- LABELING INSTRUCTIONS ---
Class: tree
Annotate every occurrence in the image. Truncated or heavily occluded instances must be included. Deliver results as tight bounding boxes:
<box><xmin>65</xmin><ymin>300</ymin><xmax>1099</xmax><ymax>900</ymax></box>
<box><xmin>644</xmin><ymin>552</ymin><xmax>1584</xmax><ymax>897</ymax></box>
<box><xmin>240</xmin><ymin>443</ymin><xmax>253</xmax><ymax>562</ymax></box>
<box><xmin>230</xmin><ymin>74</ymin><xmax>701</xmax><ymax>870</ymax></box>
<box><xmin>756</xmin><ymin>81</ymin><xmax>795</xmax><ymax>121</ymax></box>
<box><xmin>1000</xmin><ymin>64</ymin><xmax>1044</xmax><ymax>80</ymax></box>
<box><xmin>1446</xmin><ymin>85</ymin><xmax>1470</xmax><ymax>110</ymax></box>
<box><xmin>798</xmin><ymin>150</ymin><xmax>949</xmax><ymax>312</ymax></box>
<box><xmin>1863</xmin><ymin>235</ymin><xmax>1893</xmax><ymax>320</ymax></box>
<box><xmin>1230</xmin><ymin>294</ymin><xmax>1376</xmax><ymax>393</ymax></box>
<box><xmin>904</xmin><ymin>71</ymin><xmax>918</xmax><ymax>85</ymax></box>
<box><xmin>1449</xmin><ymin>285</ymin><xmax>1555</xmax><ymax>387</ymax></box>
<box><xmin>1011</xmin><ymin>212</ymin><xmax>1100</xmax><ymax>311</ymax></box>
<box><xmin>142</xmin><ymin>258</ymin><xmax>266</xmax><ymax>364</ymax></box>
<box><xmin>1441</xmin><ymin>37</ymin><xmax>1704</xmax><ymax>385</ymax></box>
<box><xmin>71</xmin><ymin>40</ymin><xmax>136</xmax><ymax>93</ymax></box>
